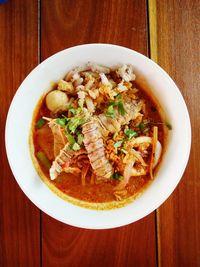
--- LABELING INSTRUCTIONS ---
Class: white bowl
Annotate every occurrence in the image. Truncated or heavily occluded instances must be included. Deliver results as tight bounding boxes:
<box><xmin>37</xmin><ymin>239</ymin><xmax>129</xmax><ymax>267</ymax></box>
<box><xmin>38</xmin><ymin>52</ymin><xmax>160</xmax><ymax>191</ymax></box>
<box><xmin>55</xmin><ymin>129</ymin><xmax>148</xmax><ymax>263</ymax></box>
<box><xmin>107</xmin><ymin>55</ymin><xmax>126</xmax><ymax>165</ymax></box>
<box><xmin>5</xmin><ymin>44</ymin><xmax>191</xmax><ymax>229</ymax></box>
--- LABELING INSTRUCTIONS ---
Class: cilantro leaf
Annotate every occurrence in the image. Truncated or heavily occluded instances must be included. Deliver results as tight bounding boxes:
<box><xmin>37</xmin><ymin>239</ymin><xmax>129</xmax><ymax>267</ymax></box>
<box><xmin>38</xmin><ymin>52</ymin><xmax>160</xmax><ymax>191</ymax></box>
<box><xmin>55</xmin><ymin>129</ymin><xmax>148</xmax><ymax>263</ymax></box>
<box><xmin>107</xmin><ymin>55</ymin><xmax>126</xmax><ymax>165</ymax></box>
<box><xmin>124</xmin><ymin>129</ymin><xmax>138</xmax><ymax>139</ymax></box>
<box><xmin>118</xmin><ymin>101</ymin><xmax>126</xmax><ymax>115</ymax></box>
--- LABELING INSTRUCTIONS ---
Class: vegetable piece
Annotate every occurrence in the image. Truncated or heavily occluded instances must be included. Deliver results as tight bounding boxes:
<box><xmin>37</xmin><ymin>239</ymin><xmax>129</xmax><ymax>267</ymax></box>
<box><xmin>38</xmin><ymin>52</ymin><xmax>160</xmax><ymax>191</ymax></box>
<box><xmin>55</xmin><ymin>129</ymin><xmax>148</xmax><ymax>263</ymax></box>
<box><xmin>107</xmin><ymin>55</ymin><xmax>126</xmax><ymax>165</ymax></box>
<box><xmin>36</xmin><ymin>118</ymin><xmax>46</xmax><ymax>128</ymax></box>
<box><xmin>112</xmin><ymin>172</ymin><xmax>124</xmax><ymax>180</ymax></box>
<box><xmin>124</xmin><ymin>129</ymin><xmax>138</xmax><ymax>139</ymax></box>
<box><xmin>138</xmin><ymin>122</ymin><xmax>145</xmax><ymax>131</ymax></box>
<box><xmin>105</xmin><ymin>94</ymin><xmax>126</xmax><ymax>118</ymax></box>
<box><xmin>115</xmin><ymin>93</ymin><xmax>122</xmax><ymax>100</ymax></box>
<box><xmin>106</xmin><ymin>105</ymin><xmax>115</xmax><ymax>118</ymax></box>
<box><xmin>149</xmin><ymin>126</ymin><xmax>158</xmax><ymax>179</ymax></box>
<box><xmin>118</xmin><ymin>101</ymin><xmax>126</xmax><ymax>115</ymax></box>
<box><xmin>72</xmin><ymin>143</ymin><xmax>80</xmax><ymax>151</ymax></box>
<box><xmin>66</xmin><ymin>134</ymin><xmax>76</xmax><ymax>145</ymax></box>
<box><xmin>46</xmin><ymin>90</ymin><xmax>68</xmax><ymax>113</ymax></box>
<box><xmin>68</xmin><ymin>106</ymin><xmax>77</xmax><ymax>115</ymax></box>
<box><xmin>77</xmin><ymin>133</ymin><xmax>84</xmax><ymax>145</ymax></box>
<box><xmin>36</xmin><ymin>151</ymin><xmax>51</xmax><ymax>169</ymax></box>
<box><xmin>56</xmin><ymin>118</ymin><xmax>67</xmax><ymax>127</ymax></box>
<box><xmin>67</xmin><ymin>117</ymin><xmax>87</xmax><ymax>133</ymax></box>
<box><xmin>114</xmin><ymin>140</ymin><xmax>123</xmax><ymax>148</ymax></box>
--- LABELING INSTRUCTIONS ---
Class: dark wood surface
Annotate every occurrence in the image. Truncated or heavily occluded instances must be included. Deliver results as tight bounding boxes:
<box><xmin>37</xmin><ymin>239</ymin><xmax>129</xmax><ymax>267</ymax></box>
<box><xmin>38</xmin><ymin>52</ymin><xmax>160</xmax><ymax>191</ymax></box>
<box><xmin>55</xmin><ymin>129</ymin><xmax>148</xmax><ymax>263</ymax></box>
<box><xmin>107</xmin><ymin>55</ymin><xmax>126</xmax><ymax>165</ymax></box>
<box><xmin>0</xmin><ymin>0</ymin><xmax>199</xmax><ymax>266</ymax></box>
<box><xmin>154</xmin><ymin>1</ymin><xmax>200</xmax><ymax>266</ymax></box>
<box><xmin>0</xmin><ymin>1</ymin><xmax>40</xmax><ymax>267</ymax></box>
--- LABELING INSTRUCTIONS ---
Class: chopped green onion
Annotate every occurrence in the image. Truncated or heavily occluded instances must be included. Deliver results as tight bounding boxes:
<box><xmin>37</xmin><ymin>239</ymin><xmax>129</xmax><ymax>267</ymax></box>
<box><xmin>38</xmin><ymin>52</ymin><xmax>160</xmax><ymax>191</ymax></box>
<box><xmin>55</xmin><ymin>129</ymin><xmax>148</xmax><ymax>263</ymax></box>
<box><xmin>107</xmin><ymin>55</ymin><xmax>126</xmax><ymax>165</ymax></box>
<box><xmin>67</xmin><ymin>117</ymin><xmax>86</xmax><ymax>133</ymax></box>
<box><xmin>118</xmin><ymin>101</ymin><xmax>126</xmax><ymax>115</ymax></box>
<box><xmin>114</xmin><ymin>140</ymin><xmax>123</xmax><ymax>148</ymax></box>
<box><xmin>36</xmin><ymin>151</ymin><xmax>51</xmax><ymax>169</ymax></box>
<box><xmin>106</xmin><ymin>104</ymin><xmax>115</xmax><ymax>118</ymax></box>
<box><xmin>66</xmin><ymin>134</ymin><xmax>76</xmax><ymax>145</ymax></box>
<box><xmin>106</xmin><ymin>94</ymin><xmax>126</xmax><ymax>118</ymax></box>
<box><xmin>77</xmin><ymin>133</ymin><xmax>84</xmax><ymax>145</ymax></box>
<box><xmin>56</xmin><ymin>118</ymin><xmax>67</xmax><ymax>127</ymax></box>
<box><xmin>68</xmin><ymin>107</ymin><xmax>77</xmax><ymax>115</ymax></box>
<box><xmin>36</xmin><ymin>118</ymin><xmax>46</xmax><ymax>129</ymax></box>
<box><xmin>124</xmin><ymin>129</ymin><xmax>138</xmax><ymax>139</ymax></box>
<box><xmin>115</xmin><ymin>93</ymin><xmax>122</xmax><ymax>100</ymax></box>
<box><xmin>112</xmin><ymin>172</ymin><xmax>124</xmax><ymax>180</ymax></box>
<box><xmin>72</xmin><ymin>142</ymin><xmax>80</xmax><ymax>151</ymax></box>
<box><xmin>165</xmin><ymin>122</ymin><xmax>172</xmax><ymax>130</ymax></box>
<box><xmin>138</xmin><ymin>122</ymin><xmax>145</xmax><ymax>131</ymax></box>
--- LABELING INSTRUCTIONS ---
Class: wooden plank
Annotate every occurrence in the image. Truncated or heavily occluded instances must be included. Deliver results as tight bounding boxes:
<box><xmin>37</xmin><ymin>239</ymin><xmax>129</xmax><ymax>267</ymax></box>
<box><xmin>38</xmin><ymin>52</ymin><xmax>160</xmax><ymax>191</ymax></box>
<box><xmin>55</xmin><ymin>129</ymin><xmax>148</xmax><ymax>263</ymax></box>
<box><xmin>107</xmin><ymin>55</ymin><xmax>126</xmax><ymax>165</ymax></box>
<box><xmin>42</xmin><ymin>215</ymin><xmax>156</xmax><ymax>267</ymax></box>
<box><xmin>41</xmin><ymin>0</ymin><xmax>148</xmax><ymax>59</ymax></box>
<box><xmin>0</xmin><ymin>1</ymin><xmax>40</xmax><ymax>266</ymax></box>
<box><xmin>148</xmin><ymin>0</ymin><xmax>200</xmax><ymax>266</ymax></box>
<box><xmin>41</xmin><ymin>0</ymin><xmax>157</xmax><ymax>266</ymax></box>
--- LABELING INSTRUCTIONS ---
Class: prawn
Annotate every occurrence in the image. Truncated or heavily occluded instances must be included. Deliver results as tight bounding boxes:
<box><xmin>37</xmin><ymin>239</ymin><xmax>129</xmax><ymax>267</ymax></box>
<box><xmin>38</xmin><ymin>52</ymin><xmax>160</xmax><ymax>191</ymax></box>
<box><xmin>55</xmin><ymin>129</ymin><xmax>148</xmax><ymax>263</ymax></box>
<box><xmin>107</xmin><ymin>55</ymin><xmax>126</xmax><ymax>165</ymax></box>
<box><xmin>49</xmin><ymin>143</ymin><xmax>75</xmax><ymax>180</ymax></box>
<box><xmin>82</xmin><ymin>118</ymin><xmax>113</xmax><ymax>180</ymax></box>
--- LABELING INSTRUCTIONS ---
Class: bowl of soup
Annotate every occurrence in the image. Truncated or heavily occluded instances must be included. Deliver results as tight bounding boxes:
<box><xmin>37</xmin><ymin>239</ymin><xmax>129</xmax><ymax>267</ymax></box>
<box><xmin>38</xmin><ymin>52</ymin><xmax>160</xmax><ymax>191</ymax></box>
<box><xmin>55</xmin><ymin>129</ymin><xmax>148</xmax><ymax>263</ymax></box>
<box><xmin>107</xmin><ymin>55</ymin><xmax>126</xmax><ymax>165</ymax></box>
<box><xmin>5</xmin><ymin>44</ymin><xmax>191</xmax><ymax>229</ymax></box>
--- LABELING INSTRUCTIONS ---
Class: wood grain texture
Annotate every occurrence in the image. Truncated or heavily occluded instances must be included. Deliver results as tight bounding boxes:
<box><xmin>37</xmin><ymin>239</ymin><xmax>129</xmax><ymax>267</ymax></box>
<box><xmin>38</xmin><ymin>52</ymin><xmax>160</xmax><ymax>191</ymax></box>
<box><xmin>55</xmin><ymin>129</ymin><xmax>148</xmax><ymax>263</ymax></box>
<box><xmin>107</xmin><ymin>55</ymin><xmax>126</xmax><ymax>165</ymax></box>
<box><xmin>0</xmin><ymin>1</ymin><xmax>40</xmax><ymax>266</ymax></box>
<box><xmin>41</xmin><ymin>0</ymin><xmax>148</xmax><ymax>59</ymax></box>
<box><xmin>41</xmin><ymin>1</ymin><xmax>157</xmax><ymax>267</ymax></box>
<box><xmin>152</xmin><ymin>1</ymin><xmax>200</xmax><ymax>266</ymax></box>
<box><xmin>42</xmin><ymin>215</ymin><xmax>156</xmax><ymax>267</ymax></box>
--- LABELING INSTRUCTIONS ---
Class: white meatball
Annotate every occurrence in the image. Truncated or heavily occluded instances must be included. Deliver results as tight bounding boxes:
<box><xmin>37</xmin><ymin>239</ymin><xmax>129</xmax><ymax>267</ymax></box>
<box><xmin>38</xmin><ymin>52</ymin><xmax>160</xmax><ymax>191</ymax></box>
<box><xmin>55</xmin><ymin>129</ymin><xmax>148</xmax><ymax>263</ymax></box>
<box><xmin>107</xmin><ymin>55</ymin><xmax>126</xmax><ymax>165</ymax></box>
<box><xmin>46</xmin><ymin>90</ymin><xmax>68</xmax><ymax>113</ymax></box>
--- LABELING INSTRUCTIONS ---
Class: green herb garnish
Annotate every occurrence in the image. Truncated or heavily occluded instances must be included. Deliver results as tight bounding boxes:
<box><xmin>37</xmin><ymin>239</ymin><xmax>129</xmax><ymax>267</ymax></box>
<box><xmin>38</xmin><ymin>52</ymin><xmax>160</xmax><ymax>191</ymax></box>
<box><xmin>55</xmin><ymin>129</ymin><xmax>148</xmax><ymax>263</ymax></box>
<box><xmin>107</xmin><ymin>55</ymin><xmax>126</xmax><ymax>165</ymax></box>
<box><xmin>115</xmin><ymin>93</ymin><xmax>122</xmax><ymax>100</ymax></box>
<box><xmin>56</xmin><ymin>118</ymin><xmax>67</xmax><ymax>127</ymax></box>
<box><xmin>112</xmin><ymin>172</ymin><xmax>124</xmax><ymax>180</ymax></box>
<box><xmin>114</xmin><ymin>140</ymin><xmax>124</xmax><ymax>148</ymax></box>
<box><xmin>72</xmin><ymin>142</ymin><xmax>80</xmax><ymax>151</ymax></box>
<box><xmin>68</xmin><ymin>106</ymin><xmax>77</xmax><ymax>115</ymax></box>
<box><xmin>36</xmin><ymin>151</ymin><xmax>51</xmax><ymax>169</ymax></box>
<box><xmin>66</xmin><ymin>134</ymin><xmax>76</xmax><ymax>145</ymax></box>
<box><xmin>36</xmin><ymin>118</ymin><xmax>46</xmax><ymax>128</ymax></box>
<box><xmin>67</xmin><ymin>117</ymin><xmax>87</xmax><ymax>133</ymax></box>
<box><xmin>106</xmin><ymin>105</ymin><xmax>115</xmax><ymax>118</ymax></box>
<box><xmin>118</xmin><ymin>101</ymin><xmax>126</xmax><ymax>115</ymax></box>
<box><xmin>124</xmin><ymin>129</ymin><xmax>138</xmax><ymax>139</ymax></box>
<box><xmin>105</xmin><ymin>93</ymin><xmax>126</xmax><ymax>118</ymax></box>
<box><xmin>138</xmin><ymin>122</ymin><xmax>145</xmax><ymax>131</ymax></box>
<box><xmin>77</xmin><ymin>133</ymin><xmax>84</xmax><ymax>145</ymax></box>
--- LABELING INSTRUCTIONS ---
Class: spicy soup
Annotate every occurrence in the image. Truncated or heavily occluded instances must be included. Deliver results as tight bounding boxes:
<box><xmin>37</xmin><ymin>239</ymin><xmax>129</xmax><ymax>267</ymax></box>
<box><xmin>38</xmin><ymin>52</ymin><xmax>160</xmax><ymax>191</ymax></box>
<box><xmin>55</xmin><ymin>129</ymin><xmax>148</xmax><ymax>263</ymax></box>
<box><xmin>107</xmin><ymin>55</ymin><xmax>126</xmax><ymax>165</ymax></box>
<box><xmin>31</xmin><ymin>63</ymin><xmax>167</xmax><ymax>208</ymax></box>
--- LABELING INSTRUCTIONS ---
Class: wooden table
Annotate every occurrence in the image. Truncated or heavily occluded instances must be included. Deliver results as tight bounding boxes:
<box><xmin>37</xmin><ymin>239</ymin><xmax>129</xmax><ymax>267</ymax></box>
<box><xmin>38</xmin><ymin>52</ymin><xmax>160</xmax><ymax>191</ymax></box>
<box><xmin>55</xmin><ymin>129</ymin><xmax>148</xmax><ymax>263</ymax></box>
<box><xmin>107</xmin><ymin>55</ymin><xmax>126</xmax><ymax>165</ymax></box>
<box><xmin>1</xmin><ymin>1</ymin><xmax>199</xmax><ymax>266</ymax></box>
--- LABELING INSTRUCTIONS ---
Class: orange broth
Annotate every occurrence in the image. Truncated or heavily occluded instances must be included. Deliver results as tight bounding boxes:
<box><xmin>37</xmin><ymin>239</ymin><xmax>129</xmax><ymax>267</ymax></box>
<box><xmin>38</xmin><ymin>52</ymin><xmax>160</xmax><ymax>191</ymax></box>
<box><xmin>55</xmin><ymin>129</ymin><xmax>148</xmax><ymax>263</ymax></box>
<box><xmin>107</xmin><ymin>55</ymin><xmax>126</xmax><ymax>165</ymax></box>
<box><xmin>32</xmin><ymin>82</ymin><xmax>165</xmax><ymax>204</ymax></box>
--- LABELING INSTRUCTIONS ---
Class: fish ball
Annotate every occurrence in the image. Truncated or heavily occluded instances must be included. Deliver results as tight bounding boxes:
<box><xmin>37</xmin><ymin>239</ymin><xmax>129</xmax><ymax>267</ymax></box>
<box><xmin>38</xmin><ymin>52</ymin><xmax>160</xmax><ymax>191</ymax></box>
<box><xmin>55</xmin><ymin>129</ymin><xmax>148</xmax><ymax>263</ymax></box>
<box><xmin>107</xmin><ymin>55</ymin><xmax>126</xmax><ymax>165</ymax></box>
<box><xmin>46</xmin><ymin>90</ymin><xmax>68</xmax><ymax>113</ymax></box>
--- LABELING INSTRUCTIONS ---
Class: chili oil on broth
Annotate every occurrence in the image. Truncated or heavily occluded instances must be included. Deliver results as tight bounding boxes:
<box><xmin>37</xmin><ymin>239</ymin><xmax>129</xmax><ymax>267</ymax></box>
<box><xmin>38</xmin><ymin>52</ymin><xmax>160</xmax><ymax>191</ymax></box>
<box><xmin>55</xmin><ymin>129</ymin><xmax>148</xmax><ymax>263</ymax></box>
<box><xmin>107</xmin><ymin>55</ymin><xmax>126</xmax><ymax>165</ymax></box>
<box><xmin>30</xmin><ymin>73</ymin><xmax>167</xmax><ymax>210</ymax></box>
